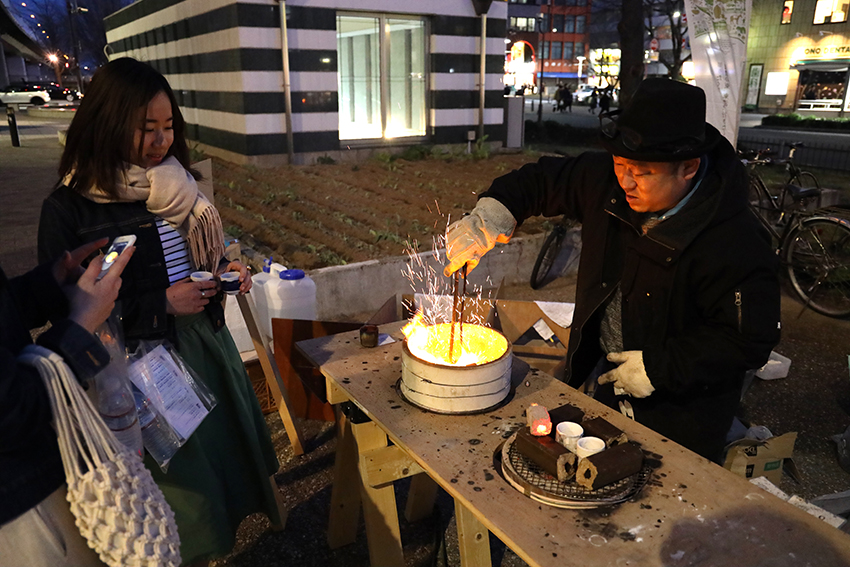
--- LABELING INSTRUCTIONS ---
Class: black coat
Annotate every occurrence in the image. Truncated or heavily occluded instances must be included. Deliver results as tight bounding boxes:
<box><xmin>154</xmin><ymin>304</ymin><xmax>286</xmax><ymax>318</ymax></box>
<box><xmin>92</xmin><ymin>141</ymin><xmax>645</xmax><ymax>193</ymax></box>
<box><xmin>38</xmin><ymin>186</ymin><xmax>226</xmax><ymax>348</ymax></box>
<box><xmin>0</xmin><ymin>262</ymin><xmax>109</xmax><ymax>525</ymax></box>
<box><xmin>482</xmin><ymin>139</ymin><xmax>781</xmax><ymax>460</ymax></box>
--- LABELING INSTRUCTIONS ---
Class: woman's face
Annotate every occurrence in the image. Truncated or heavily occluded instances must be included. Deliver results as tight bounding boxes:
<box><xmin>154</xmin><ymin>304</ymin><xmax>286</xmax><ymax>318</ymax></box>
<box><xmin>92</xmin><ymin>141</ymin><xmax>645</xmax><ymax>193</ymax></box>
<box><xmin>131</xmin><ymin>90</ymin><xmax>174</xmax><ymax>168</ymax></box>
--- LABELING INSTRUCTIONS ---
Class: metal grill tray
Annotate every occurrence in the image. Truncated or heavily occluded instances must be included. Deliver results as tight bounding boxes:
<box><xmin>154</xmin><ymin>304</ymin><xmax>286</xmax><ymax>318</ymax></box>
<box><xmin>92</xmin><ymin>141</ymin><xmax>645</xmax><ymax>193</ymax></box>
<box><xmin>500</xmin><ymin>431</ymin><xmax>652</xmax><ymax>509</ymax></box>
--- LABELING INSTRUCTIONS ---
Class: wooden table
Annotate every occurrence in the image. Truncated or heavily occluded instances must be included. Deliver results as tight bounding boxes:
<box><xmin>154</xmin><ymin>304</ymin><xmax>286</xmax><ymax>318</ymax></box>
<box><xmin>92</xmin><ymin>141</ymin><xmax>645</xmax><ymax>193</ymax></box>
<box><xmin>297</xmin><ymin>322</ymin><xmax>850</xmax><ymax>567</ymax></box>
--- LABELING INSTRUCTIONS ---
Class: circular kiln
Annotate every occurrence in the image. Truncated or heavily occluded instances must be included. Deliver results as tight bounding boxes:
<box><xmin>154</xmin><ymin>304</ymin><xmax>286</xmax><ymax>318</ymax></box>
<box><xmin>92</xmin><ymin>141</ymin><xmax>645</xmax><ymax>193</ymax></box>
<box><xmin>400</xmin><ymin>322</ymin><xmax>512</xmax><ymax>414</ymax></box>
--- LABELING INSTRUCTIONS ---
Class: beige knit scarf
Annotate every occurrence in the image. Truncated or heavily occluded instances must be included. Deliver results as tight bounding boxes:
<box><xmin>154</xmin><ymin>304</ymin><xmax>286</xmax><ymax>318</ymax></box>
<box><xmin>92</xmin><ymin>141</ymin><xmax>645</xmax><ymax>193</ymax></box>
<box><xmin>76</xmin><ymin>156</ymin><xmax>225</xmax><ymax>272</ymax></box>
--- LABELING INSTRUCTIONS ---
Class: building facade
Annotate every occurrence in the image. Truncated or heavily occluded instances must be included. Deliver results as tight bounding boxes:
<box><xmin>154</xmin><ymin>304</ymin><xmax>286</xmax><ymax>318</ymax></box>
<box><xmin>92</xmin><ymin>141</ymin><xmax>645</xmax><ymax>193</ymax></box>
<box><xmin>746</xmin><ymin>0</ymin><xmax>850</xmax><ymax>115</ymax></box>
<box><xmin>105</xmin><ymin>0</ymin><xmax>508</xmax><ymax>165</ymax></box>
<box><xmin>505</xmin><ymin>0</ymin><xmax>592</xmax><ymax>92</ymax></box>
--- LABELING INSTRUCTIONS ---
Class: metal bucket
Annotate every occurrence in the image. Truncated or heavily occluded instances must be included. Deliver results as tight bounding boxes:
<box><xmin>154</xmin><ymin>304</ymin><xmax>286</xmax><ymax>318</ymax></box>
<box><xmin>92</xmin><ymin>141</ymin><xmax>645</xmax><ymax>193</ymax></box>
<box><xmin>400</xmin><ymin>326</ymin><xmax>512</xmax><ymax>414</ymax></box>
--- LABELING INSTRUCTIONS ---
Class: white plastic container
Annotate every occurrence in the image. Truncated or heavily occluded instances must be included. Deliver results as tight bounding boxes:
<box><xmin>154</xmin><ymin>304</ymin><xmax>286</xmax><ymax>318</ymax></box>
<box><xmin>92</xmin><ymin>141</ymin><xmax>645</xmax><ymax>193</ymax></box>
<box><xmin>250</xmin><ymin>258</ymin><xmax>275</xmax><ymax>342</ymax></box>
<box><xmin>261</xmin><ymin>269</ymin><xmax>317</xmax><ymax>341</ymax></box>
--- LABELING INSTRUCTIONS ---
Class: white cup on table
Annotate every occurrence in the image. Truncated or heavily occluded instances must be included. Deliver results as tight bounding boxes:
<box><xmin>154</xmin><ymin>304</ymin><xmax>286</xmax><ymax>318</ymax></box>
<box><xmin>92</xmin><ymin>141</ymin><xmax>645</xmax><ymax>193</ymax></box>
<box><xmin>575</xmin><ymin>436</ymin><xmax>605</xmax><ymax>459</ymax></box>
<box><xmin>555</xmin><ymin>422</ymin><xmax>583</xmax><ymax>451</ymax></box>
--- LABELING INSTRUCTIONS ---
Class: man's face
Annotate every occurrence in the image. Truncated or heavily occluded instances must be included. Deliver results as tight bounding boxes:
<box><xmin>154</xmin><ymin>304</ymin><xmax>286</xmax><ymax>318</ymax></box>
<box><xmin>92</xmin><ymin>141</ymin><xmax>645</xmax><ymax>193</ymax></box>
<box><xmin>612</xmin><ymin>156</ymin><xmax>696</xmax><ymax>214</ymax></box>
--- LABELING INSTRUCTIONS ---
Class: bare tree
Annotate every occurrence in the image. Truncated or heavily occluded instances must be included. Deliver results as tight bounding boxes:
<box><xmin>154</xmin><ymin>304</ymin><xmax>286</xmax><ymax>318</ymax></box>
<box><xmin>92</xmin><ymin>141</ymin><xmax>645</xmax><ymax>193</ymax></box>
<box><xmin>644</xmin><ymin>0</ymin><xmax>690</xmax><ymax>80</ymax></box>
<box><xmin>618</xmin><ymin>0</ymin><xmax>645</xmax><ymax>106</ymax></box>
<box><xmin>8</xmin><ymin>0</ymin><xmax>132</xmax><ymax>73</ymax></box>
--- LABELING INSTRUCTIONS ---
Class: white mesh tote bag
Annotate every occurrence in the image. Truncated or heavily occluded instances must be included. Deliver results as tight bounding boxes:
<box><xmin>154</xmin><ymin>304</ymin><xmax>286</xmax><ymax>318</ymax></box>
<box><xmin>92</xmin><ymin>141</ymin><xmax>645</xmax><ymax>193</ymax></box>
<box><xmin>19</xmin><ymin>345</ymin><xmax>181</xmax><ymax>567</ymax></box>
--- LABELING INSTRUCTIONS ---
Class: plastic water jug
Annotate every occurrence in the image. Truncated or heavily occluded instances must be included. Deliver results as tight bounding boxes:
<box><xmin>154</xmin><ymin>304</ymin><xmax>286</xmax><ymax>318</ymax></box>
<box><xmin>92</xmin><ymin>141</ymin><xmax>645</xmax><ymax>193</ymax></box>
<box><xmin>250</xmin><ymin>258</ymin><xmax>275</xmax><ymax>342</ymax></box>
<box><xmin>262</xmin><ymin>269</ymin><xmax>317</xmax><ymax>341</ymax></box>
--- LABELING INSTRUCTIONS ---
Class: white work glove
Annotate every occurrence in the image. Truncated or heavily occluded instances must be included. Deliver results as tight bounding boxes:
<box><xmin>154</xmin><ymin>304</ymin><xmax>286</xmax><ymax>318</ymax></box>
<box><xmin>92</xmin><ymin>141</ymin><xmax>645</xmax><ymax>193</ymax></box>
<box><xmin>443</xmin><ymin>197</ymin><xmax>517</xmax><ymax>276</ymax></box>
<box><xmin>597</xmin><ymin>351</ymin><xmax>655</xmax><ymax>398</ymax></box>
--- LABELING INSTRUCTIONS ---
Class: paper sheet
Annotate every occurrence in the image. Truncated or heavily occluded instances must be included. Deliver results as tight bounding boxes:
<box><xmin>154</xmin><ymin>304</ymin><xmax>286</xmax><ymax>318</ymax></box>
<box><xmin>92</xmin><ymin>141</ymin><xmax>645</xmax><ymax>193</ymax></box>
<box><xmin>534</xmin><ymin>301</ymin><xmax>575</xmax><ymax>328</ymax></box>
<box><xmin>129</xmin><ymin>345</ymin><xmax>209</xmax><ymax>441</ymax></box>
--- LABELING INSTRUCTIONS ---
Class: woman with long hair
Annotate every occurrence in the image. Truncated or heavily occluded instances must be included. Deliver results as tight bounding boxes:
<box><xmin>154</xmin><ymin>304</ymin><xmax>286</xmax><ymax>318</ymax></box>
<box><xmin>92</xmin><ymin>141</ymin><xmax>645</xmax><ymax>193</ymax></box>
<box><xmin>38</xmin><ymin>57</ymin><xmax>282</xmax><ymax>567</ymax></box>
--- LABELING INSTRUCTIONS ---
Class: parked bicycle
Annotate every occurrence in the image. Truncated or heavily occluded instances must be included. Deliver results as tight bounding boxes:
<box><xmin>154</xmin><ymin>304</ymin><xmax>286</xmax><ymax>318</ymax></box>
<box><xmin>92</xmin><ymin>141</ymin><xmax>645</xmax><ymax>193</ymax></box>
<box><xmin>742</xmin><ymin>142</ymin><xmax>821</xmax><ymax>226</ymax></box>
<box><xmin>530</xmin><ymin>216</ymin><xmax>575</xmax><ymax>290</ymax></box>
<box><xmin>742</xmin><ymin>147</ymin><xmax>850</xmax><ymax>317</ymax></box>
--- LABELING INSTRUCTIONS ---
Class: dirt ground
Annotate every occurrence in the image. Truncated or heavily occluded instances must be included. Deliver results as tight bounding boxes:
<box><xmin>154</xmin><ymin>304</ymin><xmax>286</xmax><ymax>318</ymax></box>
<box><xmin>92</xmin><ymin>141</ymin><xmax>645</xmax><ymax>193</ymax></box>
<box><xmin>212</xmin><ymin>150</ymin><xmax>552</xmax><ymax>270</ymax></box>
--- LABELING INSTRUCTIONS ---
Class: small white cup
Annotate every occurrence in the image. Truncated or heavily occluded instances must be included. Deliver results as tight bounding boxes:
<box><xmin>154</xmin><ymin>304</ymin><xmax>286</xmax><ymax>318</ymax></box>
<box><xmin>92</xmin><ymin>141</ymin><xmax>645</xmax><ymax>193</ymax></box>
<box><xmin>555</xmin><ymin>422</ymin><xmax>584</xmax><ymax>451</ymax></box>
<box><xmin>575</xmin><ymin>436</ymin><xmax>606</xmax><ymax>459</ymax></box>
<box><xmin>190</xmin><ymin>271</ymin><xmax>213</xmax><ymax>282</ymax></box>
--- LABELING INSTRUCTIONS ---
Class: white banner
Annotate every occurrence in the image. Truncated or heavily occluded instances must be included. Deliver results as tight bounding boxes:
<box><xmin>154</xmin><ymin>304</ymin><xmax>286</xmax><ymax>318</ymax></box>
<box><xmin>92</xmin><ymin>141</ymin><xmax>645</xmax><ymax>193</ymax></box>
<box><xmin>683</xmin><ymin>0</ymin><xmax>751</xmax><ymax>147</ymax></box>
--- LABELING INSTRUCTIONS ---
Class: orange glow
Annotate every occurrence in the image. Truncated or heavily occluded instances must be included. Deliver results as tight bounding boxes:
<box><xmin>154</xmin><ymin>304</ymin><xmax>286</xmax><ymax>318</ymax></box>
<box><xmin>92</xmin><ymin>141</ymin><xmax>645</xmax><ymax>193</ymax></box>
<box><xmin>527</xmin><ymin>403</ymin><xmax>552</xmax><ymax>436</ymax></box>
<box><xmin>402</xmin><ymin>312</ymin><xmax>508</xmax><ymax>367</ymax></box>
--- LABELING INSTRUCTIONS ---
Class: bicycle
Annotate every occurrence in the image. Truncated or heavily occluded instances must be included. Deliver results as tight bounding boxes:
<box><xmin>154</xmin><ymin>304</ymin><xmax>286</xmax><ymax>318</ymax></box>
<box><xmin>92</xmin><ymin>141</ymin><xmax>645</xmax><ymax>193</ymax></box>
<box><xmin>742</xmin><ymin>142</ymin><xmax>821</xmax><ymax>227</ymax></box>
<box><xmin>530</xmin><ymin>216</ymin><xmax>575</xmax><ymax>290</ymax></box>
<box><xmin>742</xmin><ymin>151</ymin><xmax>850</xmax><ymax>317</ymax></box>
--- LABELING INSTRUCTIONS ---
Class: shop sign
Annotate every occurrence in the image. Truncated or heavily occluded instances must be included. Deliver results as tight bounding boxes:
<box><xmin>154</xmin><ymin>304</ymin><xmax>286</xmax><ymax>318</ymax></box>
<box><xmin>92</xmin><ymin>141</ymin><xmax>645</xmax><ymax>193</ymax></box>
<box><xmin>800</xmin><ymin>45</ymin><xmax>850</xmax><ymax>58</ymax></box>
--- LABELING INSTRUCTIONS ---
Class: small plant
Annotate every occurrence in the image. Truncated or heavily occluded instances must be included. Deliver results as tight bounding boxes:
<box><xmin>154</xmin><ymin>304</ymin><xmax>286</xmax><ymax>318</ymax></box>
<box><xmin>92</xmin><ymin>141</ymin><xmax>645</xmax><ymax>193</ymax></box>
<box><xmin>352</xmin><ymin>164</ymin><xmax>360</xmax><ymax>171</ymax></box>
<box><xmin>189</xmin><ymin>143</ymin><xmax>206</xmax><ymax>163</ymax></box>
<box><xmin>399</xmin><ymin>144</ymin><xmax>433</xmax><ymax>161</ymax></box>
<box><xmin>471</xmin><ymin>135</ymin><xmax>490</xmax><ymax>160</ymax></box>
<box><xmin>317</xmin><ymin>154</ymin><xmax>336</xmax><ymax>165</ymax></box>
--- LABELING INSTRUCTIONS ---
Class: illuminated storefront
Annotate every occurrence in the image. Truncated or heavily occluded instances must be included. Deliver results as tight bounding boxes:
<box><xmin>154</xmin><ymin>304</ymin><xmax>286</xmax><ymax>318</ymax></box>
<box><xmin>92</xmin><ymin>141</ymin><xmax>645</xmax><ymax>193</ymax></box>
<box><xmin>745</xmin><ymin>0</ymin><xmax>850</xmax><ymax>115</ymax></box>
<box><xmin>505</xmin><ymin>40</ymin><xmax>537</xmax><ymax>90</ymax></box>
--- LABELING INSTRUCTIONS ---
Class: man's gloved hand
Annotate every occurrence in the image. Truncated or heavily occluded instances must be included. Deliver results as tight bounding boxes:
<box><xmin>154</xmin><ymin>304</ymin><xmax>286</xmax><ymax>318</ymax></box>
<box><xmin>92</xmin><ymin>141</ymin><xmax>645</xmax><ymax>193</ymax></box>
<box><xmin>597</xmin><ymin>351</ymin><xmax>655</xmax><ymax>398</ymax></box>
<box><xmin>443</xmin><ymin>197</ymin><xmax>516</xmax><ymax>276</ymax></box>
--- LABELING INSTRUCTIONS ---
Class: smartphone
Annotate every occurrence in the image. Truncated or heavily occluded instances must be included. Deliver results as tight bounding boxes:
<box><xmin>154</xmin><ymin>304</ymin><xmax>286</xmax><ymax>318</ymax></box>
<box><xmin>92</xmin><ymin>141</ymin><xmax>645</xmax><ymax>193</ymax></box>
<box><xmin>97</xmin><ymin>235</ymin><xmax>136</xmax><ymax>280</ymax></box>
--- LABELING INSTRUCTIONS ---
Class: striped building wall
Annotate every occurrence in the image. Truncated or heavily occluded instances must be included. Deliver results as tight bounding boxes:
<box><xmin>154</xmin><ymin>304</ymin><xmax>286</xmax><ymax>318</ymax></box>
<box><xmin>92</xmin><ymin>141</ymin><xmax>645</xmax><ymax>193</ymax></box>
<box><xmin>105</xmin><ymin>0</ymin><xmax>508</xmax><ymax>165</ymax></box>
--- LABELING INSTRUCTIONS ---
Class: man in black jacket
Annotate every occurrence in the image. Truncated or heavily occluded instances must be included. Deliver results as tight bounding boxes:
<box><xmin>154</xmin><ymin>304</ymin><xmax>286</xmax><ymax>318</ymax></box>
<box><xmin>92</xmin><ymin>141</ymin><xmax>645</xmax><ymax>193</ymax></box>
<box><xmin>444</xmin><ymin>79</ymin><xmax>781</xmax><ymax>461</ymax></box>
<box><xmin>0</xmin><ymin>239</ymin><xmax>131</xmax><ymax>566</ymax></box>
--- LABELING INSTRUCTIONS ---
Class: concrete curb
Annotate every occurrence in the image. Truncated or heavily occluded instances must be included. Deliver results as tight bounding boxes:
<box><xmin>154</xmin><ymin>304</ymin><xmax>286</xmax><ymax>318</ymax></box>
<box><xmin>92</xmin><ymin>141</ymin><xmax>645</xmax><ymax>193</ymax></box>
<box><xmin>309</xmin><ymin>230</ymin><xmax>582</xmax><ymax>320</ymax></box>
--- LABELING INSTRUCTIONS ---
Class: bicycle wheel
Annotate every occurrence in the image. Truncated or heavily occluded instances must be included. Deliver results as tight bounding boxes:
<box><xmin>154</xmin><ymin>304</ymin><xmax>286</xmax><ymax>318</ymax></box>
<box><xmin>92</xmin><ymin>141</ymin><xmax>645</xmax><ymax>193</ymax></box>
<box><xmin>748</xmin><ymin>175</ymin><xmax>782</xmax><ymax>226</ymax></box>
<box><xmin>784</xmin><ymin>217</ymin><xmax>850</xmax><ymax>317</ymax></box>
<box><xmin>530</xmin><ymin>224</ymin><xmax>567</xmax><ymax>290</ymax></box>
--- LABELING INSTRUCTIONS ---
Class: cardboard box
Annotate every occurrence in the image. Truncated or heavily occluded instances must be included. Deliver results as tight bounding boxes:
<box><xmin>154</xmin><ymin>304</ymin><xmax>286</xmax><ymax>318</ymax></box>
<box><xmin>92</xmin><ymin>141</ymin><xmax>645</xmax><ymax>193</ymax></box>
<box><xmin>723</xmin><ymin>432</ymin><xmax>801</xmax><ymax>485</ymax></box>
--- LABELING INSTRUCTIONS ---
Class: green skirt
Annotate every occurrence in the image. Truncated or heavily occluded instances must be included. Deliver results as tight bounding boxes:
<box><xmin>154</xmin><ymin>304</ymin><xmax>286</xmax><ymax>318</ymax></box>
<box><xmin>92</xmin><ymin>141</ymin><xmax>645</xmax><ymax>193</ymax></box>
<box><xmin>144</xmin><ymin>312</ymin><xmax>280</xmax><ymax>565</ymax></box>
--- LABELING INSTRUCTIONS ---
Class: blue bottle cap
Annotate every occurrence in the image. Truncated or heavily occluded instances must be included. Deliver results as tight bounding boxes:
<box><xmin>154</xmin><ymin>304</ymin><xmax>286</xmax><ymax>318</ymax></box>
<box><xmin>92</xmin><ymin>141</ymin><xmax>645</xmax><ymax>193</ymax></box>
<box><xmin>280</xmin><ymin>269</ymin><xmax>305</xmax><ymax>280</ymax></box>
<box><xmin>262</xmin><ymin>257</ymin><xmax>272</xmax><ymax>273</ymax></box>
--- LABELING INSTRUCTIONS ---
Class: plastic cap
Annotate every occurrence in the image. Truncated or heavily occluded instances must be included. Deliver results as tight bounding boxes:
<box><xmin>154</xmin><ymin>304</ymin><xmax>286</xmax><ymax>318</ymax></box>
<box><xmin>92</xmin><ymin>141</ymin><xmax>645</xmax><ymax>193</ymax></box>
<box><xmin>280</xmin><ymin>269</ymin><xmax>305</xmax><ymax>280</ymax></box>
<box><xmin>262</xmin><ymin>258</ymin><xmax>272</xmax><ymax>273</ymax></box>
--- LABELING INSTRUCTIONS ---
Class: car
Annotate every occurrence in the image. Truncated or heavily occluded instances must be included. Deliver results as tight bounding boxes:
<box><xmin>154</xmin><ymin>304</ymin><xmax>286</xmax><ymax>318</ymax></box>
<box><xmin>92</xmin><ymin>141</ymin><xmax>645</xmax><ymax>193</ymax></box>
<box><xmin>574</xmin><ymin>84</ymin><xmax>595</xmax><ymax>103</ymax></box>
<box><xmin>0</xmin><ymin>84</ymin><xmax>52</xmax><ymax>106</ymax></box>
<box><xmin>8</xmin><ymin>81</ymin><xmax>80</xmax><ymax>102</ymax></box>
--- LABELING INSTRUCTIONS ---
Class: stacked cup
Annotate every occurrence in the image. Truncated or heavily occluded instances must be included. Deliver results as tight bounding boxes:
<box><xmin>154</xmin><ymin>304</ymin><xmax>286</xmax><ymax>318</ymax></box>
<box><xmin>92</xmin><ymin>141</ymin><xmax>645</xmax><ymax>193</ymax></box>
<box><xmin>554</xmin><ymin>421</ymin><xmax>604</xmax><ymax>459</ymax></box>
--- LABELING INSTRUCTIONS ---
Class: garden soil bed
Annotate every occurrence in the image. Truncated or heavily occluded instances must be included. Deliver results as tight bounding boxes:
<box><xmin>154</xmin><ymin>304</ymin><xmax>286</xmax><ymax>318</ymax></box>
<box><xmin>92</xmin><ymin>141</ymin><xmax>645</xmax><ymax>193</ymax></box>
<box><xmin>211</xmin><ymin>151</ymin><xmax>551</xmax><ymax>270</ymax></box>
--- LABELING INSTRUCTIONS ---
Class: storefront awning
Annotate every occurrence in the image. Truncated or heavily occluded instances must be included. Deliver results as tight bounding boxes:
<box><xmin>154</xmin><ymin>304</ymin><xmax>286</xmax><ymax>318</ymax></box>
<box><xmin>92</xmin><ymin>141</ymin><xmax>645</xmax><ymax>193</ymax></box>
<box><xmin>791</xmin><ymin>59</ymin><xmax>849</xmax><ymax>72</ymax></box>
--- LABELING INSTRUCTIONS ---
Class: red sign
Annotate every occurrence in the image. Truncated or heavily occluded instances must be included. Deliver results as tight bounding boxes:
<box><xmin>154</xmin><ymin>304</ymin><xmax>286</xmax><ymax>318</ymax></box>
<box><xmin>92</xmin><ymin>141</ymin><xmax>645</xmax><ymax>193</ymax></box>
<box><xmin>649</xmin><ymin>38</ymin><xmax>659</xmax><ymax>51</ymax></box>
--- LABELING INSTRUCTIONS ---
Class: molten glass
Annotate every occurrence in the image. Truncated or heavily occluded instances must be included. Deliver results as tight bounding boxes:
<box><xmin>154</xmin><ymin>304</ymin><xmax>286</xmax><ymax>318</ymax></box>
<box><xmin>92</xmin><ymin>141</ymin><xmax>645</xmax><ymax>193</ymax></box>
<box><xmin>402</xmin><ymin>313</ymin><xmax>508</xmax><ymax>367</ymax></box>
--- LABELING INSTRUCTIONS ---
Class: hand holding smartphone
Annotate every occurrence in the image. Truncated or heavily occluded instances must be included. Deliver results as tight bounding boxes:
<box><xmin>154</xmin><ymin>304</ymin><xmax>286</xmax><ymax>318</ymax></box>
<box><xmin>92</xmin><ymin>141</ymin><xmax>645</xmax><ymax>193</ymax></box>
<box><xmin>97</xmin><ymin>235</ymin><xmax>136</xmax><ymax>280</ymax></box>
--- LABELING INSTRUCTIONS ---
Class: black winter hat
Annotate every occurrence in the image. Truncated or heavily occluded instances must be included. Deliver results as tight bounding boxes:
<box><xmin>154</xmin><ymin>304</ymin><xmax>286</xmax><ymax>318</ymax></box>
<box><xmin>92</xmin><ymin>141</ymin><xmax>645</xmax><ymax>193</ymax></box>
<box><xmin>599</xmin><ymin>78</ymin><xmax>721</xmax><ymax>162</ymax></box>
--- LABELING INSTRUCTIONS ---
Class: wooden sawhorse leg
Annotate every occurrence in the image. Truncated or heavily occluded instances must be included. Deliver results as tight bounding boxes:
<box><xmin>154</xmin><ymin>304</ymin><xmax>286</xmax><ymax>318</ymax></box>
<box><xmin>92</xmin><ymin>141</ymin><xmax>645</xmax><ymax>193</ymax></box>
<box><xmin>236</xmin><ymin>294</ymin><xmax>305</xmax><ymax>456</ymax></box>
<box><xmin>455</xmin><ymin>499</ymin><xmax>491</xmax><ymax>567</ymax></box>
<box><xmin>327</xmin><ymin>409</ymin><xmax>362</xmax><ymax>549</ymax></box>
<box><xmin>352</xmin><ymin>420</ymin><xmax>405</xmax><ymax>567</ymax></box>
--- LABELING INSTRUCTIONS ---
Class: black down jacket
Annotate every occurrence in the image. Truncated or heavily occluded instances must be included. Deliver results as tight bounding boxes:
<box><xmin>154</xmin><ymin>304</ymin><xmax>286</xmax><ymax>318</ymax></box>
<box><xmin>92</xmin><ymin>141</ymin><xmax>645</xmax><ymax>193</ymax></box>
<box><xmin>482</xmin><ymin>139</ymin><xmax>781</xmax><ymax>461</ymax></box>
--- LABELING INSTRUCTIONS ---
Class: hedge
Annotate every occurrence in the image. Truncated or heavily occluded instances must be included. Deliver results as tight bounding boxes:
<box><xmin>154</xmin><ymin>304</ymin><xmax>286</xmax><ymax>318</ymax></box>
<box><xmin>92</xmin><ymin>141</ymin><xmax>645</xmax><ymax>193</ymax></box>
<box><xmin>760</xmin><ymin>113</ymin><xmax>850</xmax><ymax>131</ymax></box>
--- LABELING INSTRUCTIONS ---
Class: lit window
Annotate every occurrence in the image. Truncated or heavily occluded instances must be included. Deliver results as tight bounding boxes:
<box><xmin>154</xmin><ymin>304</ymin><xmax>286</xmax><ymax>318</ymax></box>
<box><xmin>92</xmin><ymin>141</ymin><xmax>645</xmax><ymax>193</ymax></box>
<box><xmin>781</xmin><ymin>1</ymin><xmax>794</xmax><ymax>24</ymax></box>
<box><xmin>337</xmin><ymin>15</ymin><xmax>427</xmax><ymax>140</ymax></box>
<box><xmin>542</xmin><ymin>41</ymin><xmax>550</xmax><ymax>60</ymax></box>
<box><xmin>565</xmin><ymin>16</ymin><xmax>575</xmax><ymax>33</ymax></box>
<box><xmin>564</xmin><ymin>42</ymin><xmax>573</xmax><ymax>60</ymax></box>
<box><xmin>813</xmin><ymin>0</ymin><xmax>847</xmax><ymax>23</ymax></box>
<box><xmin>551</xmin><ymin>42</ymin><xmax>562</xmax><ymax>59</ymax></box>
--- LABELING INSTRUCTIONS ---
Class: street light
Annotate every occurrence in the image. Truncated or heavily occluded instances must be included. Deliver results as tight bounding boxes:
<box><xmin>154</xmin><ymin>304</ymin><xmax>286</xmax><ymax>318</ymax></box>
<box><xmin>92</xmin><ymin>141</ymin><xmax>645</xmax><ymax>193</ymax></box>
<box><xmin>47</xmin><ymin>53</ymin><xmax>63</xmax><ymax>86</ymax></box>
<box><xmin>537</xmin><ymin>1</ymin><xmax>551</xmax><ymax>124</ymax></box>
<box><xmin>66</xmin><ymin>0</ymin><xmax>88</xmax><ymax>94</ymax></box>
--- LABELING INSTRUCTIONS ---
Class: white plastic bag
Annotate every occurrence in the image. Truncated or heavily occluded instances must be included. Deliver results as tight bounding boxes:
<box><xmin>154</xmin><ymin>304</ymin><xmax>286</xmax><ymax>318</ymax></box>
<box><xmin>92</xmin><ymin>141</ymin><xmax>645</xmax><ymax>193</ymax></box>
<box><xmin>128</xmin><ymin>340</ymin><xmax>217</xmax><ymax>470</ymax></box>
